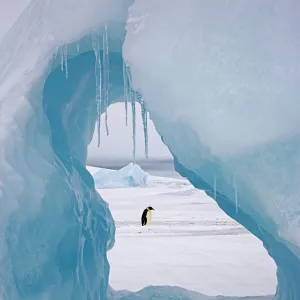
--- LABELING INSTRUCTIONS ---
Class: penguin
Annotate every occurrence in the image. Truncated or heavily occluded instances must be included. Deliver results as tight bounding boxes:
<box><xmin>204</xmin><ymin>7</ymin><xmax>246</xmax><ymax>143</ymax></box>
<box><xmin>141</xmin><ymin>206</ymin><xmax>155</xmax><ymax>226</ymax></box>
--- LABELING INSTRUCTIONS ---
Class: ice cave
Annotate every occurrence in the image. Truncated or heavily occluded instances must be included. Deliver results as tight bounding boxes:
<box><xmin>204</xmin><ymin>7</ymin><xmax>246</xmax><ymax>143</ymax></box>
<box><xmin>0</xmin><ymin>0</ymin><xmax>299</xmax><ymax>299</ymax></box>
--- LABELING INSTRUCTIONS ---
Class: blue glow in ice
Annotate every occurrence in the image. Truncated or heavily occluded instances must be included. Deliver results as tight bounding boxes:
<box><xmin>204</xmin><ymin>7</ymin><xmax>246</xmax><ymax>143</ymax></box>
<box><xmin>1</xmin><ymin>1</ymin><xmax>299</xmax><ymax>299</ymax></box>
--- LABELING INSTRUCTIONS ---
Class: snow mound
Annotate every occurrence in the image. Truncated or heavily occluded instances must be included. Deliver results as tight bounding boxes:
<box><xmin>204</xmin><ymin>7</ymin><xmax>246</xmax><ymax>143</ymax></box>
<box><xmin>93</xmin><ymin>163</ymin><xmax>148</xmax><ymax>188</ymax></box>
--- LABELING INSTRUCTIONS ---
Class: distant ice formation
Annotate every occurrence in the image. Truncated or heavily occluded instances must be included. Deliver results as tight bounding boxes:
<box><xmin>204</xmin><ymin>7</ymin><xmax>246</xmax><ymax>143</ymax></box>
<box><xmin>108</xmin><ymin>286</ymin><xmax>272</xmax><ymax>300</ymax></box>
<box><xmin>93</xmin><ymin>163</ymin><xmax>148</xmax><ymax>189</ymax></box>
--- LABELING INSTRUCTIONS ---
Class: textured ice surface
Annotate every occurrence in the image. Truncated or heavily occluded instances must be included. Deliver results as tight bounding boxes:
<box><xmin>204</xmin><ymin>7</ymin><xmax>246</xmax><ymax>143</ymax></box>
<box><xmin>0</xmin><ymin>0</ymin><xmax>298</xmax><ymax>299</ymax></box>
<box><xmin>93</xmin><ymin>163</ymin><xmax>148</xmax><ymax>188</ymax></box>
<box><xmin>0</xmin><ymin>0</ymin><xmax>130</xmax><ymax>299</ymax></box>
<box><xmin>123</xmin><ymin>1</ymin><xmax>300</xmax><ymax>299</ymax></box>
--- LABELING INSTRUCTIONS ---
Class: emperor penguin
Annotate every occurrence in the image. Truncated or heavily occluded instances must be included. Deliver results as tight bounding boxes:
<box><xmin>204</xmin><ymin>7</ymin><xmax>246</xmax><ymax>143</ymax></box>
<box><xmin>141</xmin><ymin>206</ymin><xmax>155</xmax><ymax>226</ymax></box>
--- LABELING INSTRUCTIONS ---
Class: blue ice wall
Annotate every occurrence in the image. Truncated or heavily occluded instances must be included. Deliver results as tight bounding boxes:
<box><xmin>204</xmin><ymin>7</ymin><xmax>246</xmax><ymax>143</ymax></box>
<box><xmin>2</xmin><ymin>2</ymin><xmax>297</xmax><ymax>298</ymax></box>
<box><xmin>156</xmin><ymin>122</ymin><xmax>300</xmax><ymax>299</ymax></box>
<box><xmin>174</xmin><ymin>157</ymin><xmax>300</xmax><ymax>299</ymax></box>
<box><xmin>3</xmin><ymin>49</ymin><xmax>127</xmax><ymax>299</ymax></box>
<box><xmin>122</xmin><ymin>2</ymin><xmax>300</xmax><ymax>298</ymax></box>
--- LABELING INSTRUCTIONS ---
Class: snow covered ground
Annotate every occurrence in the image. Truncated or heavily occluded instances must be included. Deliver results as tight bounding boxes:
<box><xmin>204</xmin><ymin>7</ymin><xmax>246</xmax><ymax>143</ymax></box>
<box><xmin>87</xmin><ymin>166</ymin><xmax>277</xmax><ymax>298</ymax></box>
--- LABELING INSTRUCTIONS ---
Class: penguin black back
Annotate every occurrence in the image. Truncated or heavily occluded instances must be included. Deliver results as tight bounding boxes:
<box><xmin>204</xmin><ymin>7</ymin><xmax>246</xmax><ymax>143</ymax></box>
<box><xmin>141</xmin><ymin>209</ymin><xmax>148</xmax><ymax>226</ymax></box>
<box><xmin>141</xmin><ymin>206</ymin><xmax>155</xmax><ymax>226</ymax></box>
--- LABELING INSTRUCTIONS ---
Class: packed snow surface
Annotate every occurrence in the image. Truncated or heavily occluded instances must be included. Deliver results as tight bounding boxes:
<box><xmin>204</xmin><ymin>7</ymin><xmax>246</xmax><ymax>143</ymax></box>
<box><xmin>88</xmin><ymin>167</ymin><xmax>277</xmax><ymax>297</ymax></box>
<box><xmin>93</xmin><ymin>163</ymin><xmax>148</xmax><ymax>188</ymax></box>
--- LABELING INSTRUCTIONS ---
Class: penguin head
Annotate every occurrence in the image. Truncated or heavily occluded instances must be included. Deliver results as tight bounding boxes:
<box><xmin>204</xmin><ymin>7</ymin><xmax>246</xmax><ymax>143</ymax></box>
<box><xmin>147</xmin><ymin>206</ymin><xmax>155</xmax><ymax>210</ymax></box>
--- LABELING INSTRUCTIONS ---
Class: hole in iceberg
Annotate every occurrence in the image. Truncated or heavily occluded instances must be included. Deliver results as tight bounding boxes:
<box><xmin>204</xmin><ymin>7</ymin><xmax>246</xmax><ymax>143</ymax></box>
<box><xmin>2</xmin><ymin>2</ymin><xmax>299</xmax><ymax>299</ymax></box>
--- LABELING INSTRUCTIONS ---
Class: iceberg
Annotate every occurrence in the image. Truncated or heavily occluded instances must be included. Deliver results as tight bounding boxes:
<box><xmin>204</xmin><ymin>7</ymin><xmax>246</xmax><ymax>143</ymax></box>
<box><xmin>123</xmin><ymin>1</ymin><xmax>300</xmax><ymax>299</ymax></box>
<box><xmin>93</xmin><ymin>163</ymin><xmax>148</xmax><ymax>189</ymax></box>
<box><xmin>0</xmin><ymin>0</ymin><xmax>299</xmax><ymax>299</ymax></box>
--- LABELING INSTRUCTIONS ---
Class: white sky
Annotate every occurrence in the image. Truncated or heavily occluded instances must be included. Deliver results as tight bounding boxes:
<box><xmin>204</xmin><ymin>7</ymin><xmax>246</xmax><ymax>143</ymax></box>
<box><xmin>87</xmin><ymin>102</ymin><xmax>171</xmax><ymax>164</ymax></box>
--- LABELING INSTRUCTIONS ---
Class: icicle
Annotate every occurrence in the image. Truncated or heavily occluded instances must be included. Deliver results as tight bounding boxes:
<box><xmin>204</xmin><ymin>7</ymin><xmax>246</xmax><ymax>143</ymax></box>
<box><xmin>47</xmin><ymin>59</ymin><xmax>53</xmax><ymax>76</ymax></box>
<box><xmin>213</xmin><ymin>174</ymin><xmax>217</xmax><ymax>201</ymax></box>
<box><xmin>125</xmin><ymin>67</ymin><xmax>136</xmax><ymax>160</ymax></box>
<box><xmin>77</xmin><ymin>43</ymin><xmax>80</xmax><ymax>53</ymax></box>
<box><xmin>54</xmin><ymin>45</ymin><xmax>59</xmax><ymax>61</ymax></box>
<box><xmin>92</xmin><ymin>35</ymin><xmax>102</xmax><ymax>147</ymax></box>
<box><xmin>124</xmin><ymin>66</ymin><xmax>137</xmax><ymax>160</ymax></box>
<box><xmin>60</xmin><ymin>46</ymin><xmax>64</xmax><ymax>72</ymax></box>
<box><xmin>123</xmin><ymin>61</ymin><xmax>129</xmax><ymax>126</ymax></box>
<box><xmin>233</xmin><ymin>169</ymin><xmax>238</xmax><ymax>213</ymax></box>
<box><xmin>58</xmin><ymin>45</ymin><xmax>68</xmax><ymax>79</ymax></box>
<box><xmin>131</xmin><ymin>91</ymin><xmax>136</xmax><ymax>160</ymax></box>
<box><xmin>47</xmin><ymin>47</ymin><xmax>58</xmax><ymax>76</ymax></box>
<box><xmin>63</xmin><ymin>45</ymin><xmax>68</xmax><ymax>79</ymax></box>
<box><xmin>102</xmin><ymin>24</ymin><xmax>109</xmax><ymax>136</ymax></box>
<box><xmin>140</xmin><ymin>97</ymin><xmax>149</xmax><ymax>159</ymax></box>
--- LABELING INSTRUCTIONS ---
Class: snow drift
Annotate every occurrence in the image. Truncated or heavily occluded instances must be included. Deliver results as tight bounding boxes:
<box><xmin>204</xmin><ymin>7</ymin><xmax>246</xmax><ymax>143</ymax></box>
<box><xmin>93</xmin><ymin>163</ymin><xmax>148</xmax><ymax>189</ymax></box>
<box><xmin>0</xmin><ymin>0</ymin><xmax>299</xmax><ymax>299</ymax></box>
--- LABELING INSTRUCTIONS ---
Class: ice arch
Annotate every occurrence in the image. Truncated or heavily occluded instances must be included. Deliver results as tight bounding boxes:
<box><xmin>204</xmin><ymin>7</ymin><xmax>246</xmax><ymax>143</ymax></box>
<box><xmin>0</xmin><ymin>1</ymin><xmax>128</xmax><ymax>298</ymax></box>
<box><xmin>0</xmin><ymin>0</ymin><xmax>298</xmax><ymax>299</ymax></box>
<box><xmin>123</xmin><ymin>1</ymin><xmax>300</xmax><ymax>300</ymax></box>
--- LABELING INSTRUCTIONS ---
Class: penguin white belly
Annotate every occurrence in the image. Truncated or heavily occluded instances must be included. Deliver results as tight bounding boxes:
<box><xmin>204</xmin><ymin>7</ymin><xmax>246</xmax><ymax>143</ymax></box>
<box><xmin>146</xmin><ymin>209</ymin><xmax>152</xmax><ymax>225</ymax></box>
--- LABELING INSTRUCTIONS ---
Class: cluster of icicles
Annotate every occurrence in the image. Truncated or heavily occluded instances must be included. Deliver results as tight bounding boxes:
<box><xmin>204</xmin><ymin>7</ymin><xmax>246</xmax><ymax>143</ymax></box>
<box><xmin>49</xmin><ymin>25</ymin><xmax>149</xmax><ymax>160</ymax></box>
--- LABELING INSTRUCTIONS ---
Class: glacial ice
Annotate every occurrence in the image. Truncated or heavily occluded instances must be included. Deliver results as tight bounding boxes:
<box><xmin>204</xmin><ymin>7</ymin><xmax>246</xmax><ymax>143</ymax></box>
<box><xmin>0</xmin><ymin>0</ymin><xmax>299</xmax><ymax>299</ymax></box>
<box><xmin>93</xmin><ymin>163</ymin><xmax>148</xmax><ymax>189</ymax></box>
<box><xmin>0</xmin><ymin>0</ymin><xmax>129</xmax><ymax>299</ymax></box>
<box><xmin>123</xmin><ymin>1</ymin><xmax>300</xmax><ymax>299</ymax></box>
